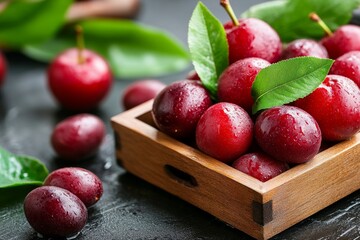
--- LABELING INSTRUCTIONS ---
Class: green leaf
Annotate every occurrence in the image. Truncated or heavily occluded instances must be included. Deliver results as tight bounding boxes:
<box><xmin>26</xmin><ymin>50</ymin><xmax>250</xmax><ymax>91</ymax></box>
<box><xmin>0</xmin><ymin>0</ymin><xmax>73</xmax><ymax>47</ymax></box>
<box><xmin>252</xmin><ymin>57</ymin><xmax>334</xmax><ymax>114</ymax></box>
<box><xmin>23</xmin><ymin>19</ymin><xmax>190</xmax><ymax>78</ymax></box>
<box><xmin>241</xmin><ymin>0</ymin><xmax>360</xmax><ymax>42</ymax></box>
<box><xmin>188</xmin><ymin>2</ymin><xmax>228</xmax><ymax>99</ymax></box>
<box><xmin>0</xmin><ymin>148</ymin><xmax>48</xmax><ymax>189</ymax></box>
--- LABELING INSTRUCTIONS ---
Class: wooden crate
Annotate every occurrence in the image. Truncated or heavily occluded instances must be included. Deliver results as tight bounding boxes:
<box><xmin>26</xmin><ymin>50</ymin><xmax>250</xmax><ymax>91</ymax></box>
<box><xmin>111</xmin><ymin>100</ymin><xmax>360</xmax><ymax>240</ymax></box>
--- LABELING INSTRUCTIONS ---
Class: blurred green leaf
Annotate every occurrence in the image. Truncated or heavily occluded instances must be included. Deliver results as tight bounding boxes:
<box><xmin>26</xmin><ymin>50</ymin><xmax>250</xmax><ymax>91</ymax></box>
<box><xmin>23</xmin><ymin>19</ymin><xmax>191</xmax><ymax>78</ymax></box>
<box><xmin>242</xmin><ymin>0</ymin><xmax>360</xmax><ymax>42</ymax></box>
<box><xmin>0</xmin><ymin>0</ymin><xmax>73</xmax><ymax>47</ymax></box>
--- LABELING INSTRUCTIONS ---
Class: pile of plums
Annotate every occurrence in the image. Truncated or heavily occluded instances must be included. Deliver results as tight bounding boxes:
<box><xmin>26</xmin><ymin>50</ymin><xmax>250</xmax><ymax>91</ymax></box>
<box><xmin>150</xmin><ymin>8</ymin><xmax>360</xmax><ymax>182</ymax></box>
<box><xmin>24</xmin><ymin>167</ymin><xmax>103</xmax><ymax>239</ymax></box>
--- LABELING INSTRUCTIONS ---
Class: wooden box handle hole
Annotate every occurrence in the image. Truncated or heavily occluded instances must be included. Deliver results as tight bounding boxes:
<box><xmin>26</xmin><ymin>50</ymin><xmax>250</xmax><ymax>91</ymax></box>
<box><xmin>164</xmin><ymin>165</ymin><xmax>198</xmax><ymax>188</ymax></box>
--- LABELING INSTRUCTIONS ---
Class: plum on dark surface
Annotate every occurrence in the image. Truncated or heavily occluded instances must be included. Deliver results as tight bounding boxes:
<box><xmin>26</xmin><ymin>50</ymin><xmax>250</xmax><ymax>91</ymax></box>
<box><xmin>122</xmin><ymin>79</ymin><xmax>166</xmax><ymax>110</ymax></box>
<box><xmin>255</xmin><ymin>106</ymin><xmax>322</xmax><ymax>164</ymax></box>
<box><xmin>24</xmin><ymin>186</ymin><xmax>87</xmax><ymax>239</ymax></box>
<box><xmin>217</xmin><ymin>57</ymin><xmax>270</xmax><ymax>113</ymax></box>
<box><xmin>152</xmin><ymin>80</ymin><xmax>212</xmax><ymax>139</ymax></box>
<box><xmin>48</xmin><ymin>48</ymin><xmax>112</xmax><ymax>112</ymax></box>
<box><xmin>44</xmin><ymin>167</ymin><xmax>103</xmax><ymax>207</ymax></box>
<box><xmin>196</xmin><ymin>102</ymin><xmax>253</xmax><ymax>163</ymax></box>
<box><xmin>330</xmin><ymin>51</ymin><xmax>360</xmax><ymax>87</ymax></box>
<box><xmin>281</xmin><ymin>39</ymin><xmax>329</xmax><ymax>60</ymax></box>
<box><xmin>232</xmin><ymin>152</ymin><xmax>289</xmax><ymax>182</ymax></box>
<box><xmin>51</xmin><ymin>113</ymin><xmax>106</xmax><ymax>161</ymax></box>
<box><xmin>294</xmin><ymin>75</ymin><xmax>360</xmax><ymax>141</ymax></box>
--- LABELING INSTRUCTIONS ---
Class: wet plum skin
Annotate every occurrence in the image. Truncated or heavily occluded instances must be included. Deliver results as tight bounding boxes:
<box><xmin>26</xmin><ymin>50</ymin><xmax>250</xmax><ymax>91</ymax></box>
<box><xmin>217</xmin><ymin>57</ymin><xmax>270</xmax><ymax>113</ymax></box>
<box><xmin>122</xmin><ymin>79</ymin><xmax>166</xmax><ymax>110</ymax></box>
<box><xmin>23</xmin><ymin>186</ymin><xmax>88</xmax><ymax>238</ymax></box>
<box><xmin>321</xmin><ymin>25</ymin><xmax>360</xmax><ymax>59</ymax></box>
<box><xmin>47</xmin><ymin>48</ymin><xmax>112</xmax><ymax>112</ymax></box>
<box><xmin>281</xmin><ymin>39</ymin><xmax>329</xmax><ymax>60</ymax></box>
<box><xmin>232</xmin><ymin>152</ymin><xmax>290</xmax><ymax>182</ymax></box>
<box><xmin>51</xmin><ymin>114</ymin><xmax>106</xmax><ymax>161</ymax></box>
<box><xmin>152</xmin><ymin>80</ymin><xmax>212</xmax><ymax>140</ymax></box>
<box><xmin>294</xmin><ymin>75</ymin><xmax>360</xmax><ymax>141</ymax></box>
<box><xmin>224</xmin><ymin>18</ymin><xmax>282</xmax><ymax>64</ymax></box>
<box><xmin>330</xmin><ymin>51</ymin><xmax>360</xmax><ymax>87</ymax></box>
<box><xmin>196</xmin><ymin>102</ymin><xmax>254</xmax><ymax>163</ymax></box>
<box><xmin>44</xmin><ymin>167</ymin><xmax>103</xmax><ymax>207</ymax></box>
<box><xmin>254</xmin><ymin>106</ymin><xmax>322</xmax><ymax>164</ymax></box>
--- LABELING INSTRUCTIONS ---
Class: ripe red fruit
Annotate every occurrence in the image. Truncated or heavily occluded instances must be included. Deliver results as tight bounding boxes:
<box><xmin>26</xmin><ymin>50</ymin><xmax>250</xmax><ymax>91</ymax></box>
<box><xmin>122</xmin><ymin>79</ymin><xmax>166</xmax><ymax>110</ymax></box>
<box><xmin>152</xmin><ymin>80</ymin><xmax>212</xmax><ymax>139</ymax></box>
<box><xmin>321</xmin><ymin>25</ymin><xmax>360</xmax><ymax>59</ymax></box>
<box><xmin>196</xmin><ymin>102</ymin><xmax>253</xmax><ymax>163</ymax></box>
<box><xmin>232</xmin><ymin>152</ymin><xmax>289</xmax><ymax>182</ymax></box>
<box><xmin>224</xmin><ymin>18</ymin><xmax>282</xmax><ymax>64</ymax></box>
<box><xmin>281</xmin><ymin>39</ymin><xmax>329</xmax><ymax>60</ymax></box>
<box><xmin>51</xmin><ymin>113</ymin><xmax>106</xmax><ymax>161</ymax></box>
<box><xmin>294</xmin><ymin>75</ymin><xmax>360</xmax><ymax>141</ymax></box>
<box><xmin>0</xmin><ymin>52</ymin><xmax>6</xmax><ymax>87</ymax></box>
<box><xmin>47</xmin><ymin>48</ymin><xmax>112</xmax><ymax>111</ymax></box>
<box><xmin>329</xmin><ymin>51</ymin><xmax>360</xmax><ymax>87</ymax></box>
<box><xmin>217</xmin><ymin>57</ymin><xmax>270</xmax><ymax>113</ymax></box>
<box><xmin>24</xmin><ymin>186</ymin><xmax>87</xmax><ymax>239</ymax></box>
<box><xmin>309</xmin><ymin>13</ymin><xmax>360</xmax><ymax>59</ymax></box>
<box><xmin>186</xmin><ymin>70</ymin><xmax>200</xmax><ymax>81</ymax></box>
<box><xmin>255</xmin><ymin>106</ymin><xmax>322</xmax><ymax>164</ymax></box>
<box><xmin>44</xmin><ymin>167</ymin><xmax>103</xmax><ymax>207</ymax></box>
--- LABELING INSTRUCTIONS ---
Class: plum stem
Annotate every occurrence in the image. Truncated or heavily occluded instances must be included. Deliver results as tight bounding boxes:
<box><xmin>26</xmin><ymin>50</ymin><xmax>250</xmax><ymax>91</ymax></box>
<box><xmin>309</xmin><ymin>12</ymin><xmax>333</xmax><ymax>37</ymax></box>
<box><xmin>75</xmin><ymin>25</ymin><xmax>85</xmax><ymax>64</ymax></box>
<box><xmin>220</xmin><ymin>0</ymin><xmax>239</xmax><ymax>26</ymax></box>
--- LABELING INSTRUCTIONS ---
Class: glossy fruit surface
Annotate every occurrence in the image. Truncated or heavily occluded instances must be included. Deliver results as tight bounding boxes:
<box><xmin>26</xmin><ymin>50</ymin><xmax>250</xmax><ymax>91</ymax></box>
<box><xmin>48</xmin><ymin>48</ymin><xmax>112</xmax><ymax>111</ymax></box>
<box><xmin>44</xmin><ymin>167</ymin><xmax>103</xmax><ymax>207</ymax></box>
<box><xmin>152</xmin><ymin>80</ymin><xmax>212</xmax><ymax>139</ymax></box>
<box><xmin>218</xmin><ymin>57</ymin><xmax>270</xmax><ymax>113</ymax></box>
<box><xmin>321</xmin><ymin>25</ymin><xmax>360</xmax><ymax>59</ymax></box>
<box><xmin>51</xmin><ymin>114</ymin><xmax>105</xmax><ymax>161</ymax></box>
<box><xmin>294</xmin><ymin>75</ymin><xmax>360</xmax><ymax>141</ymax></box>
<box><xmin>196</xmin><ymin>102</ymin><xmax>253</xmax><ymax>163</ymax></box>
<box><xmin>0</xmin><ymin>52</ymin><xmax>6</xmax><ymax>87</ymax></box>
<box><xmin>281</xmin><ymin>39</ymin><xmax>329</xmax><ymax>60</ymax></box>
<box><xmin>232</xmin><ymin>152</ymin><xmax>289</xmax><ymax>182</ymax></box>
<box><xmin>24</xmin><ymin>186</ymin><xmax>87</xmax><ymax>238</ymax></box>
<box><xmin>122</xmin><ymin>79</ymin><xmax>166</xmax><ymax>110</ymax></box>
<box><xmin>330</xmin><ymin>51</ymin><xmax>360</xmax><ymax>87</ymax></box>
<box><xmin>224</xmin><ymin>18</ymin><xmax>282</xmax><ymax>64</ymax></box>
<box><xmin>255</xmin><ymin>106</ymin><xmax>321</xmax><ymax>164</ymax></box>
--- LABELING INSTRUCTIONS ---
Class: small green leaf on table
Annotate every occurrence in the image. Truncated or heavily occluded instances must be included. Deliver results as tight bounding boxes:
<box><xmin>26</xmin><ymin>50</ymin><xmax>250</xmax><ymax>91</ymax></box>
<box><xmin>0</xmin><ymin>0</ymin><xmax>73</xmax><ymax>47</ymax></box>
<box><xmin>252</xmin><ymin>57</ymin><xmax>334</xmax><ymax>114</ymax></box>
<box><xmin>23</xmin><ymin>19</ymin><xmax>190</xmax><ymax>79</ymax></box>
<box><xmin>0</xmin><ymin>148</ymin><xmax>48</xmax><ymax>189</ymax></box>
<box><xmin>188</xmin><ymin>1</ymin><xmax>229</xmax><ymax>100</ymax></box>
<box><xmin>241</xmin><ymin>0</ymin><xmax>360</xmax><ymax>42</ymax></box>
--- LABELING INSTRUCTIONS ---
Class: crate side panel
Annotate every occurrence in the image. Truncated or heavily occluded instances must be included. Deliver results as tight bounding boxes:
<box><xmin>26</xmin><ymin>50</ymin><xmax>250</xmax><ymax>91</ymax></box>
<box><xmin>263</xmin><ymin>135</ymin><xmax>360</xmax><ymax>239</ymax></box>
<box><xmin>113</xmin><ymin>122</ymin><xmax>266</xmax><ymax>240</ymax></box>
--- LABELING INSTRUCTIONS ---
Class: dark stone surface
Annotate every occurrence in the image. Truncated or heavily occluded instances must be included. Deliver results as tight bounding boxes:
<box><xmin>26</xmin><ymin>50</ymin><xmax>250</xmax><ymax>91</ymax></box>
<box><xmin>0</xmin><ymin>1</ymin><xmax>359</xmax><ymax>239</ymax></box>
